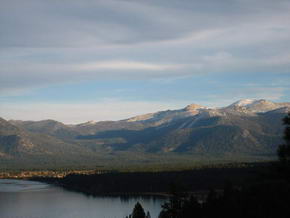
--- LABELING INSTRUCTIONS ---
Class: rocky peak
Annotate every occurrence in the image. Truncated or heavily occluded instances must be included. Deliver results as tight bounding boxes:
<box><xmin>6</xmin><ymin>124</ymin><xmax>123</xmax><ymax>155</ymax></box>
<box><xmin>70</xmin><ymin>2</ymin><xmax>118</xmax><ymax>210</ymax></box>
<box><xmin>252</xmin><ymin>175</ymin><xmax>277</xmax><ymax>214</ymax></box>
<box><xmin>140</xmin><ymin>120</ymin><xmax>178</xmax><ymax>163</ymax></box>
<box><xmin>226</xmin><ymin>99</ymin><xmax>279</xmax><ymax>113</ymax></box>
<box><xmin>184</xmin><ymin>104</ymin><xmax>205</xmax><ymax>111</ymax></box>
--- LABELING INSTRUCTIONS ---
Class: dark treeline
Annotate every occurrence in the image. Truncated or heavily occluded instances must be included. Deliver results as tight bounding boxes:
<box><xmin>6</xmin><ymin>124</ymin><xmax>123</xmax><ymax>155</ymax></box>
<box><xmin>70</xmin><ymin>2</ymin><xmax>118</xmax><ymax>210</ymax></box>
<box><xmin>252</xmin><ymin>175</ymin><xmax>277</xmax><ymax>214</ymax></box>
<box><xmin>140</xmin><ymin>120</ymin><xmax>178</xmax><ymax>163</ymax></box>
<box><xmin>33</xmin><ymin>163</ymin><xmax>270</xmax><ymax>196</ymax></box>
<box><xmin>125</xmin><ymin>169</ymin><xmax>290</xmax><ymax>218</ymax></box>
<box><xmin>154</xmin><ymin>162</ymin><xmax>290</xmax><ymax>218</ymax></box>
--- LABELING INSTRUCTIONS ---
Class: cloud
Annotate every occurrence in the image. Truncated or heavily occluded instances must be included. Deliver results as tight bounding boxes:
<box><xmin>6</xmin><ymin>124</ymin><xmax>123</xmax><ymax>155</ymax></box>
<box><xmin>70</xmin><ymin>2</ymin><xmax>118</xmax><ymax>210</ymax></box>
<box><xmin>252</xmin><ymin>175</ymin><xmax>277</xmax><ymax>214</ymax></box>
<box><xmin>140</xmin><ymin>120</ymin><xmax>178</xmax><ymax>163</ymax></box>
<box><xmin>1</xmin><ymin>0</ymin><xmax>290</xmax><ymax>48</ymax></box>
<box><xmin>75</xmin><ymin>61</ymin><xmax>180</xmax><ymax>71</ymax></box>
<box><xmin>1</xmin><ymin>0</ymin><xmax>290</xmax><ymax>98</ymax></box>
<box><xmin>0</xmin><ymin>0</ymin><xmax>199</xmax><ymax>47</ymax></box>
<box><xmin>0</xmin><ymin>59</ymin><xmax>183</xmax><ymax>95</ymax></box>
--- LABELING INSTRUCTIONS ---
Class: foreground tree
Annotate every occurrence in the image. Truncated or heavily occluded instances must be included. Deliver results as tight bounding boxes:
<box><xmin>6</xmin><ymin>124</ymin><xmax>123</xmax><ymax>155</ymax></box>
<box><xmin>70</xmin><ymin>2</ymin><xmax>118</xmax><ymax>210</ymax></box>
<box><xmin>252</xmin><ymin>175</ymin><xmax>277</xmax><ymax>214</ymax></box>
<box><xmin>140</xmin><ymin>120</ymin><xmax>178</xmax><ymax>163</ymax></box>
<box><xmin>278</xmin><ymin>112</ymin><xmax>290</xmax><ymax>163</ymax></box>
<box><xmin>158</xmin><ymin>183</ymin><xmax>201</xmax><ymax>218</ymax></box>
<box><xmin>131</xmin><ymin>202</ymin><xmax>146</xmax><ymax>218</ymax></box>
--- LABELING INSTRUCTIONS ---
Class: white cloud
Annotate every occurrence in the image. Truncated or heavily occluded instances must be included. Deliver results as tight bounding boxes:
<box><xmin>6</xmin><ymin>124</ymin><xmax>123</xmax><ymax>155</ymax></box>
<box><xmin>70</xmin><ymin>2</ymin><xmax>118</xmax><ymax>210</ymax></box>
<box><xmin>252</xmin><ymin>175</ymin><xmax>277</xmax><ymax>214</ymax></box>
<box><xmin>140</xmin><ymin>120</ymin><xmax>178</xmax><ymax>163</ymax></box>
<box><xmin>1</xmin><ymin>60</ymin><xmax>179</xmax><ymax>74</ymax></box>
<box><xmin>0</xmin><ymin>59</ymin><xmax>184</xmax><ymax>95</ymax></box>
<box><xmin>74</xmin><ymin>61</ymin><xmax>181</xmax><ymax>71</ymax></box>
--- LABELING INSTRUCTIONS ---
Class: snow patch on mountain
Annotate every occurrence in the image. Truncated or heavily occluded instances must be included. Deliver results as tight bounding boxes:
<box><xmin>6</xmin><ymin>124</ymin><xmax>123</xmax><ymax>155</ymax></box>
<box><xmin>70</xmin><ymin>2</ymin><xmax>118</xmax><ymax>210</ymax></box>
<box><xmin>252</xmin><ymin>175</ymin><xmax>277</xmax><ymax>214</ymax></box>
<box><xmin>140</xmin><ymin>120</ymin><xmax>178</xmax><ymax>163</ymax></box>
<box><xmin>78</xmin><ymin>120</ymin><xmax>97</xmax><ymax>126</ymax></box>
<box><xmin>230</xmin><ymin>99</ymin><xmax>257</xmax><ymax>107</ymax></box>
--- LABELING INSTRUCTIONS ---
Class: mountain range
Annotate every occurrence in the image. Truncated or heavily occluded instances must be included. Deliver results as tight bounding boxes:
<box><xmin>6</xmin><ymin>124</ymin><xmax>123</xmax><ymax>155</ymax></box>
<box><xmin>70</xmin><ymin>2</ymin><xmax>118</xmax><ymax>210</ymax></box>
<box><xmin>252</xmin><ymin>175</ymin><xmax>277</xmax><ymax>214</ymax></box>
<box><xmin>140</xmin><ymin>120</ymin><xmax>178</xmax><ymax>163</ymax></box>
<box><xmin>1</xmin><ymin>99</ymin><xmax>289</xmax><ymax>170</ymax></box>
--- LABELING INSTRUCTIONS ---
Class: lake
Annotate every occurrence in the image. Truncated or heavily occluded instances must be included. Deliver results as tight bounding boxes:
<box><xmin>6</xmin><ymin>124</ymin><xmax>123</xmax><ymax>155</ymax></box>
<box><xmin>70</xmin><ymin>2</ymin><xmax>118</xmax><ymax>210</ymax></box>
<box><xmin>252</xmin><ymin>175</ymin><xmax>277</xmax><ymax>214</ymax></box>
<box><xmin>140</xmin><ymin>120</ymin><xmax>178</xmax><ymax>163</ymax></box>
<box><xmin>0</xmin><ymin>179</ymin><xmax>166</xmax><ymax>218</ymax></box>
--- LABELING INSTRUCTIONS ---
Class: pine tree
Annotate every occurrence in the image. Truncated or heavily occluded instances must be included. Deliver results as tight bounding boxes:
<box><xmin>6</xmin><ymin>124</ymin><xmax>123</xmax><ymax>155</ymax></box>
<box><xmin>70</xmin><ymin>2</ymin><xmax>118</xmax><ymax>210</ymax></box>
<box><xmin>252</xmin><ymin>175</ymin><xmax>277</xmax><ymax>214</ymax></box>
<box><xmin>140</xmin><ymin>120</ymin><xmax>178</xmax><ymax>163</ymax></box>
<box><xmin>131</xmin><ymin>202</ymin><xmax>146</xmax><ymax>218</ymax></box>
<box><xmin>278</xmin><ymin>113</ymin><xmax>290</xmax><ymax>163</ymax></box>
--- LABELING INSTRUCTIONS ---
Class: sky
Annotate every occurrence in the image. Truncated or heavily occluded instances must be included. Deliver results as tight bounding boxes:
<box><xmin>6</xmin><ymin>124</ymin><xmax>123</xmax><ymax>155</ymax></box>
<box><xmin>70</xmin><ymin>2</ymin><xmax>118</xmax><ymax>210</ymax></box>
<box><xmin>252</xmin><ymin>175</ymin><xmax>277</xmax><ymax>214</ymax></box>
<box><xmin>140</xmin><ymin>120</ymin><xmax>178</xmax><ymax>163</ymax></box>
<box><xmin>1</xmin><ymin>0</ymin><xmax>290</xmax><ymax>124</ymax></box>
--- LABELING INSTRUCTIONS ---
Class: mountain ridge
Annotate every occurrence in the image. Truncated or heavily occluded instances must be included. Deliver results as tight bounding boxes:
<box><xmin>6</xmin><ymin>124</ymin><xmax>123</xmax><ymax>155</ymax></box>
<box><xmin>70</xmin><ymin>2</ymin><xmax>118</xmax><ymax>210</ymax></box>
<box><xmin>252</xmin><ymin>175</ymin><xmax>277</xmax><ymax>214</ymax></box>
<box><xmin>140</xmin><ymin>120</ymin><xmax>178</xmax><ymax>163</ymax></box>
<box><xmin>1</xmin><ymin>99</ymin><xmax>290</xmax><ymax>169</ymax></box>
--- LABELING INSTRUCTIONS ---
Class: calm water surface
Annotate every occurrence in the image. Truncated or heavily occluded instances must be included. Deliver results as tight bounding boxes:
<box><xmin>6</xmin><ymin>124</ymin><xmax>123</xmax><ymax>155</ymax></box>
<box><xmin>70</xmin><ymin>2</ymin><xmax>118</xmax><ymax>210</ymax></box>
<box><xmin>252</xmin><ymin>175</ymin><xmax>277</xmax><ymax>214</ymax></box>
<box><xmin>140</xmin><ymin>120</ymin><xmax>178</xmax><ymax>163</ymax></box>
<box><xmin>0</xmin><ymin>179</ymin><xmax>166</xmax><ymax>218</ymax></box>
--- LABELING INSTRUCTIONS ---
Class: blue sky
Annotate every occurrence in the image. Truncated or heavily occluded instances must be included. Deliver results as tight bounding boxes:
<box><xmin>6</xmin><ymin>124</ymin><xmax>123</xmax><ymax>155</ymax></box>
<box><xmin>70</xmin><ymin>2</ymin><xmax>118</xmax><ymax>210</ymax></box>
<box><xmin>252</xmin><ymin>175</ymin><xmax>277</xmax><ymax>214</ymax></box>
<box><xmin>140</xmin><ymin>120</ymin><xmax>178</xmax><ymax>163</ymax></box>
<box><xmin>1</xmin><ymin>0</ymin><xmax>290</xmax><ymax>123</ymax></box>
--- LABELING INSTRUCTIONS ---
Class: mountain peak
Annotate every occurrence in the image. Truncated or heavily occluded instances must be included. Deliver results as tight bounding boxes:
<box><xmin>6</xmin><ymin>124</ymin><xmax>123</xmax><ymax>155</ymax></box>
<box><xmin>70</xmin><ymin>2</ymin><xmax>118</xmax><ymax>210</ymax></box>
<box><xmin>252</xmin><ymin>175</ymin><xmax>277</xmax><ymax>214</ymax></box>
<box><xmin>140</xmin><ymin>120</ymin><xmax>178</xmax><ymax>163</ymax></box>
<box><xmin>184</xmin><ymin>104</ymin><xmax>205</xmax><ymax>111</ymax></box>
<box><xmin>229</xmin><ymin>99</ymin><xmax>274</xmax><ymax>107</ymax></box>
<box><xmin>227</xmin><ymin>99</ymin><xmax>278</xmax><ymax>113</ymax></box>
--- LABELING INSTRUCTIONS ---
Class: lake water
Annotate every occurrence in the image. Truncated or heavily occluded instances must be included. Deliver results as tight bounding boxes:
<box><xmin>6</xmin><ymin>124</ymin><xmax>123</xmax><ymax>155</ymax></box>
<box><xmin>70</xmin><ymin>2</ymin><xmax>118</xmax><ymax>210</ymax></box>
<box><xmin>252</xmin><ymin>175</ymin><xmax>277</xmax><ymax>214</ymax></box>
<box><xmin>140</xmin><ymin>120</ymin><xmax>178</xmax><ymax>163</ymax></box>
<box><xmin>0</xmin><ymin>179</ymin><xmax>166</xmax><ymax>218</ymax></box>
